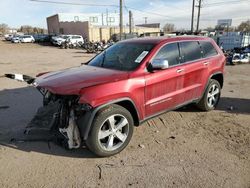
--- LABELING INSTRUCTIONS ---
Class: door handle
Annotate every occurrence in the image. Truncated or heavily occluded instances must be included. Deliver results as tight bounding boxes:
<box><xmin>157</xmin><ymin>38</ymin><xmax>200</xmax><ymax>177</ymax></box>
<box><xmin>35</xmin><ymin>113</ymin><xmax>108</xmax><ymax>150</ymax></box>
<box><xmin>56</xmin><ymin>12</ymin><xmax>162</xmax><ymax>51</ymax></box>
<box><xmin>204</xmin><ymin>62</ymin><xmax>210</xmax><ymax>65</ymax></box>
<box><xmin>176</xmin><ymin>69</ymin><xmax>184</xmax><ymax>73</ymax></box>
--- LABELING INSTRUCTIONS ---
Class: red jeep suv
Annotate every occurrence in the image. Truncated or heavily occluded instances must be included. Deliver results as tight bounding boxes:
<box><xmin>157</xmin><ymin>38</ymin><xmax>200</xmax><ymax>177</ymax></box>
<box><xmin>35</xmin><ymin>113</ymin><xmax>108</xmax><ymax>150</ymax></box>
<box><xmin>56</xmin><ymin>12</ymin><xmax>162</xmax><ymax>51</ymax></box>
<box><xmin>32</xmin><ymin>36</ymin><xmax>225</xmax><ymax>156</ymax></box>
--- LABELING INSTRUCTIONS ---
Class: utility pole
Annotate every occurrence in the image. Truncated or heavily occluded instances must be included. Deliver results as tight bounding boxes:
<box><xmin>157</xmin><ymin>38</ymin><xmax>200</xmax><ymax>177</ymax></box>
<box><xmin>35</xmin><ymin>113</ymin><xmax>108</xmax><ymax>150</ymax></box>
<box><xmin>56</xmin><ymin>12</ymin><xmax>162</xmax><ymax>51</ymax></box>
<box><xmin>102</xmin><ymin>13</ymin><xmax>104</xmax><ymax>26</ymax></box>
<box><xmin>106</xmin><ymin>9</ymin><xmax>109</xmax><ymax>26</ymax></box>
<box><xmin>143</xmin><ymin>17</ymin><xmax>148</xmax><ymax>24</ymax></box>
<box><xmin>129</xmin><ymin>11</ymin><xmax>133</xmax><ymax>34</ymax></box>
<box><xmin>191</xmin><ymin>0</ymin><xmax>195</xmax><ymax>33</ymax></box>
<box><xmin>196</xmin><ymin>0</ymin><xmax>202</xmax><ymax>33</ymax></box>
<box><xmin>119</xmin><ymin>0</ymin><xmax>123</xmax><ymax>40</ymax></box>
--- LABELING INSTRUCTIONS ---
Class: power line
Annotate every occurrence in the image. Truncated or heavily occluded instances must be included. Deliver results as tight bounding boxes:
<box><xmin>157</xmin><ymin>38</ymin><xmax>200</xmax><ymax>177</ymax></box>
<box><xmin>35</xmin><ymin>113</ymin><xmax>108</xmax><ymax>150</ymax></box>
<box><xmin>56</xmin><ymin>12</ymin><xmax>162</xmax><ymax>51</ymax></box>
<box><xmin>125</xmin><ymin>6</ymin><xmax>172</xmax><ymax>19</ymax></box>
<box><xmin>123</xmin><ymin>0</ymin><xmax>129</xmax><ymax>13</ymax></box>
<box><xmin>203</xmin><ymin>0</ymin><xmax>250</xmax><ymax>7</ymax></box>
<box><xmin>30</xmin><ymin>0</ymin><xmax>119</xmax><ymax>7</ymax></box>
<box><xmin>30</xmin><ymin>0</ymin><xmax>172</xmax><ymax>19</ymax></box>
<box><xmin>121</xmin><ymin>0</ymin><xmax>173</xmax><ymax>19</ymax></box>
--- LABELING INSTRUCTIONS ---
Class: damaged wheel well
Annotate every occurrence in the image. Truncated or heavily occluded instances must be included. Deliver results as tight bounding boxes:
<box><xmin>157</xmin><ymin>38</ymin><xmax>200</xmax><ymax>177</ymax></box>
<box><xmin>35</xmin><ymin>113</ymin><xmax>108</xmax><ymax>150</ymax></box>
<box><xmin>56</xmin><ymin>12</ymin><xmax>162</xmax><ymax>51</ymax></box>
<box><xmin>211</xmin><ymin>73</ymin><xmax>223</xmax><ymax>88</ymax></box>
<box><xmin>80</xmin><ymin>98</ymin><xmax>140</xmax><ymax>140</ymax></box>
<box><xmin>115</xmin><ymin>100</ymin><xmax>140</xmax><ymax>126</ymax></box>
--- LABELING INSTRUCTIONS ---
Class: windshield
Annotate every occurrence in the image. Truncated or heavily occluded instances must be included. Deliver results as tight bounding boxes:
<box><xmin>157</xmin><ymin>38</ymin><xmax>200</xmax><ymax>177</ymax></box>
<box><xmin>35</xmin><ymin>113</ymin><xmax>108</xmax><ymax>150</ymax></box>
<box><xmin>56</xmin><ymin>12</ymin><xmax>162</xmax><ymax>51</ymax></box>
<box><xmin>88</xmin><ymin>42</ymin><xmax>155</xmax><ymax>71</ymax></box>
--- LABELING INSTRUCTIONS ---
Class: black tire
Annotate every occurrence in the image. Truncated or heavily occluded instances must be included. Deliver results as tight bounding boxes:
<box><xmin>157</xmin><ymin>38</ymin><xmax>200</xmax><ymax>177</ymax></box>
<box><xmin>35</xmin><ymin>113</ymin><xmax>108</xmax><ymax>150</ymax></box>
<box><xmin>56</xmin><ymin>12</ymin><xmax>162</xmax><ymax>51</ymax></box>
<box><xmin>86</xmin><ymin>104</ymin><xmax>134</xmax><ymax>157</ymax></box>
<box><xmin>196</xmin><ymin>79</ymin><xmax>221</xmax><ymax>111</ymax></box>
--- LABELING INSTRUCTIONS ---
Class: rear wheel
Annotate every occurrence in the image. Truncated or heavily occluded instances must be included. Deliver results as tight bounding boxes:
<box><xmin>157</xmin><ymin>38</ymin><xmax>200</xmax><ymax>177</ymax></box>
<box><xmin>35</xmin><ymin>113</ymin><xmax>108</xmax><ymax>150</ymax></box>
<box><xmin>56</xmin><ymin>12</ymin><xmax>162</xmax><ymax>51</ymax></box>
<box><xmin>86</xmin><ymin>104</ymin><xmax>134</xmax><ymax>157</ymax></box>
<box><xmin>196</xmin><ymin>79</ymin><xmax>221</xmax><ymax>111</ymax></box>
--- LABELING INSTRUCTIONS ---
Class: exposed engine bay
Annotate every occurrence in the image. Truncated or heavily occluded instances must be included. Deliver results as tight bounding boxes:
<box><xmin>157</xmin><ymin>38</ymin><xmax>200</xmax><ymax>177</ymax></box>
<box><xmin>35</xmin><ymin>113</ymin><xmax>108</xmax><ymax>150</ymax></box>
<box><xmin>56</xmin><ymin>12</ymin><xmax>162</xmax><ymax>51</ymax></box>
<box><xmin>4</xmin><ymin>73</ymin><xmax>90</xmax><ymax>149</ymax></box>
<box><xmin>29</xmin><ymin>88</ymin><xmax>85</xmax><ymax>149</ymax></box>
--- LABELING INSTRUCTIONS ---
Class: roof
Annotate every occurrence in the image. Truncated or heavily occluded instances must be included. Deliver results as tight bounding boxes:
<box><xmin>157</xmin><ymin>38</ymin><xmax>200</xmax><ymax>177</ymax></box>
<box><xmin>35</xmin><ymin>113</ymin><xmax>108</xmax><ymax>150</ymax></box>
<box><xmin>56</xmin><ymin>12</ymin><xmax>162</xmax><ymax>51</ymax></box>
<box><xmin>135</xmin><ymin>23</ymin><xmax>160</xmax><ymax>28</ymax></box>
<box><xmin>121</xmin><ymin>36</ymin><xmax>211</xmax><ymax>45</ymax></box>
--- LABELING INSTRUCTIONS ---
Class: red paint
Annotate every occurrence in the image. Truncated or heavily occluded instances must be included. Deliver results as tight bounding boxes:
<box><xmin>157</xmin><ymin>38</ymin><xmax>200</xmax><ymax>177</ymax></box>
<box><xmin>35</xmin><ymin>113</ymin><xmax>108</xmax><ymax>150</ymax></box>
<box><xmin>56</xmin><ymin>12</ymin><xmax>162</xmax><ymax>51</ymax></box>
<box><xmin>35</xmin><ymin>36</ymin><xmax>225</xmax><ymax>121</ymax></box>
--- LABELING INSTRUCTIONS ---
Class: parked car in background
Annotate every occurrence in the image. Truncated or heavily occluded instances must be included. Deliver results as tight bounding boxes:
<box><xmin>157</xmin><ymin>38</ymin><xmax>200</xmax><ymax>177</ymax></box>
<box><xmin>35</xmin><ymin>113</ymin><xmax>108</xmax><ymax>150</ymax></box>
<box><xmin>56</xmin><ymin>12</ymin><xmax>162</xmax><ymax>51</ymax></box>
<box><xmin>33</xmin><ymin>34</ymin><xmax>50</xmax><ymax>43</ymax></box>
<box><xmin>20</xmin><ymin>35</ymin><xmax>35</xmax><ymax>43</ymax></box>
<box><xmin>4</xmin><ymin>34</ymin><xmax>14</xmax><ymax>41</ymax></box>
<box><xmin>11</xmin><ymin>36</ymin><xmax>22</xmax><ymax>43</ymax></box>
<box><xmin>232</xmin><ymin>53</ymin><xmax>250</xmax><ymax>64</ymax></box>
<box><xmin>66</xmin><ymin>35</ymin><xmax>84</xmax><ymax>44</ymax></box>
<box><xmin>52</xmin><ymin>35</ymin><xmax>70</xmax><ymax>46</ymax></box>
<box><xmin>52</xmin><ymin>35</ymin><xmax>84</xmax><ymax>46</ymax></box>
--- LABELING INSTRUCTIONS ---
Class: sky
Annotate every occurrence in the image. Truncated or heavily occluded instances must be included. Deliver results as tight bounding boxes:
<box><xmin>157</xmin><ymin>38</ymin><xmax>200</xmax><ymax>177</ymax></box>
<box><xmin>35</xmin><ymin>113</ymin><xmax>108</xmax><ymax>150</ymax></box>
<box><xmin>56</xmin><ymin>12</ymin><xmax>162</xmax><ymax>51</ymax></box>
<box><xmin>0</xmin><ymin>0</ymin><xmax>250</xmax><ymax>30</ymax></box>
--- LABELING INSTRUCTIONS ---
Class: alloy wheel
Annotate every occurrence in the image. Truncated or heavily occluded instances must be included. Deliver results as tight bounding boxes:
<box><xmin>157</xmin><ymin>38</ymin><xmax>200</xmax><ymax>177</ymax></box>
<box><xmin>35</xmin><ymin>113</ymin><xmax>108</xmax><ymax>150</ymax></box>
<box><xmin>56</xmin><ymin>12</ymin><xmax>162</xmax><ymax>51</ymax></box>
<box><xmin>207</xmin><ymin>84</ymin><xmax>220</xmax><ymax>108</ymax></box>
<box><xmin>98</xmin><ymin>114</ymin><xmax>129</xmax><ymax>151</ymax></box>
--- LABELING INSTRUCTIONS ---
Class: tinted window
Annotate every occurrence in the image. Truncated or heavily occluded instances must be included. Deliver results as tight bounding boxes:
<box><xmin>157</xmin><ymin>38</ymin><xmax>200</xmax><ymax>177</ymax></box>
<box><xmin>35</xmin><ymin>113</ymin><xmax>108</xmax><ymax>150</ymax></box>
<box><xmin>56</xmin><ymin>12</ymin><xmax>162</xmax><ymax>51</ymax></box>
<box><xmin>88</xmin><ymin>43</ymin><xmax>154</xmax><ymax>71</ymax></box>
<box><xmin>179</xmin><ymin>41</ymin><xmax>202</xmax><ymax>62</ymax></box>
<box><xmin>72</xmin><ymin>36</ymin><xmax>81</xmax><ymax>39</ymax></box>
<box><xmin>200</xmin><ymin>41</ymin><xmax>218</xmax><ymax>58</ymax></box>
<box><xmin>153</xmin><ymin>43</ymin><xmax>180</xmax><ymax>66</ymax></box>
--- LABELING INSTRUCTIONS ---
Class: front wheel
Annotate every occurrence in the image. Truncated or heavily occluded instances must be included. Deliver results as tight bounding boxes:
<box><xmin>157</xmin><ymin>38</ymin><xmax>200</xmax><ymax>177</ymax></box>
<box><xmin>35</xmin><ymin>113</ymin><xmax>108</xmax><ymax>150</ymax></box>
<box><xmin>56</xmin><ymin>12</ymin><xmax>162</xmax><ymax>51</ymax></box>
<box><xmin>86</xmin><ymin>104</ymin><xmax>134</xmax><ymax>157</ymax></box>
<box><xmin>196</xmin><ymin>79</ymin><xmax>221</xmax><ymax>111</ymax></box>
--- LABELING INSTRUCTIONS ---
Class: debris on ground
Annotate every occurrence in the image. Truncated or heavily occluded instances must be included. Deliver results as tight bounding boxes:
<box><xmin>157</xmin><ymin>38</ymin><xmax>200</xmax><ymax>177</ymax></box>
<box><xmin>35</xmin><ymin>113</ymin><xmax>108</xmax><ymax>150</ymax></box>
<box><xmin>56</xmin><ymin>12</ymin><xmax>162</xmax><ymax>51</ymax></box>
<box><xmin>169</xmin><ymin>136</ymin><xmax>176</xmax><ymax>139</ymax></box>
<box><xmin>0</xmin><ymin>105</ymin><xmax>9</xmax><ymax>109</ymax></box>
<box><xmin>227</xmin><ymin>106</ymin><xmax>234</xmax><ymax>111</ymax></box>
<box><xmin>154</xmin><ymin>139</ymin><xmax>163</xmax><ymax>145</ymax></box>
<box><xmin>138</xmin><ymin>144</ymin><xmax>145</xmax><ymax>149</ymax></box>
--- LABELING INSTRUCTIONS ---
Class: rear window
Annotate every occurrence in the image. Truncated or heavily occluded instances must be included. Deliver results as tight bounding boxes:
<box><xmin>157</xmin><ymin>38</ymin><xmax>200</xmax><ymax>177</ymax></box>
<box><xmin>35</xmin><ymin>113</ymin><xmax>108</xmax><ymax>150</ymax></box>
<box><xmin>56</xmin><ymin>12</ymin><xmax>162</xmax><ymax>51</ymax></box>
<box><xmin>72</xmin><ymin>36</ymin><xmax>81</xmax><ymax>39</ymax></box>
<box><xmin>200</xmin><ymin>41</ymin><xmax>218</xmax><ymax>58</ymax></box>
<box><xmin>179</xmin><ymin>41</ymin><xmax>202</xmax><ymax>63</ymax></box>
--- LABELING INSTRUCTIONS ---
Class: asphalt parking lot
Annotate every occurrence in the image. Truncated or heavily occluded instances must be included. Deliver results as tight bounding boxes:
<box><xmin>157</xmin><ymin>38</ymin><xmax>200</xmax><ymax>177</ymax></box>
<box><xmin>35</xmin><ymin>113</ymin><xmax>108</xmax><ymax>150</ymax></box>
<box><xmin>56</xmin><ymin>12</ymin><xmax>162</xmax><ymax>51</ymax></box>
<box><xmin>0</xmin><ymin>40</ymin><xmax>249</xmax><ymax>188</ymax></box>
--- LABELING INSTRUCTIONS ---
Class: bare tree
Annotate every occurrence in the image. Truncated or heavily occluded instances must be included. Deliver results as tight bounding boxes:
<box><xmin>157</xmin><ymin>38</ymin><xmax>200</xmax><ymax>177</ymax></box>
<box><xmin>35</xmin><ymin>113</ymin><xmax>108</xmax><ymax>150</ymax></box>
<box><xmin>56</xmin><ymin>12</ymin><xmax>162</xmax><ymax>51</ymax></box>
<box><xmin>19</xmin><ymin>25</ymin><xmax>34</xmax><ymax>34</ymax></box>
<box><xmin>0</xmin><ymin>23</ymin><xmax>9</xmax><ymax>35</ymax></box>
<box><xmin>18</xmin><ymin>25</ymin><xmax>46</xmax><ymax>34</ymax></box>
<box><xmin>205</xmin><ymin>27</ymin><xmax>215</xmax><ymax>32</ymax></box>
<box><xmin>237</xmin><ymin>20</ymin><xmax>250</xmax><ymax>32</ymax></box>
<box><xmin>163</xmin><ymin>23</ymin><xmax>175</xmax><ymax>33</ymax></box>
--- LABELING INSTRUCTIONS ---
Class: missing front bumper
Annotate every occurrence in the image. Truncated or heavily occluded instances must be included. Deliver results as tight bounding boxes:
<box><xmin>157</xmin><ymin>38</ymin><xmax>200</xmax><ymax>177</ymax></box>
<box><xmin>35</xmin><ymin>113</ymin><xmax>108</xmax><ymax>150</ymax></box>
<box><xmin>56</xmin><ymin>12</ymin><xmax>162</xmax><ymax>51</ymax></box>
<box><xmin>25</xmin><ymin>99</ymin><xmax>83</xmax><ymax>149</ymax></box>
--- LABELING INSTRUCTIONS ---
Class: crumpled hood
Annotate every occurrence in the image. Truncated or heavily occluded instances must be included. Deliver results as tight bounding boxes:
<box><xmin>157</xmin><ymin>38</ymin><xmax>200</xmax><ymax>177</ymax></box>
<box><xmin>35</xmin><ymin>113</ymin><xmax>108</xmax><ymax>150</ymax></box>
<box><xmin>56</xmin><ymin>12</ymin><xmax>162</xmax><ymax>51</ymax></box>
<box><xmin>35</xmin><ymin>65</ymin><xmax>128</xmax><ymax>95</ymax></box>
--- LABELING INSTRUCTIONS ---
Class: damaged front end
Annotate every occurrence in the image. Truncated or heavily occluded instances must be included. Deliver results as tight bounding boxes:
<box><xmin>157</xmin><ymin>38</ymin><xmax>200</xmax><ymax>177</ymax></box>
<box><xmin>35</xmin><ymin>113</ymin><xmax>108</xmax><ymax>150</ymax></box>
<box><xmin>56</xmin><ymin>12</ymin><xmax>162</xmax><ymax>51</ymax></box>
<box><xmin>28</xmin><ymin>86</ymin><xmax>91</xmax><ymax>149</ymax></box>
<box><xmin>4</xmin><ymin>72</ymin><xmax>94</xmax><ymax>149</ymax></box>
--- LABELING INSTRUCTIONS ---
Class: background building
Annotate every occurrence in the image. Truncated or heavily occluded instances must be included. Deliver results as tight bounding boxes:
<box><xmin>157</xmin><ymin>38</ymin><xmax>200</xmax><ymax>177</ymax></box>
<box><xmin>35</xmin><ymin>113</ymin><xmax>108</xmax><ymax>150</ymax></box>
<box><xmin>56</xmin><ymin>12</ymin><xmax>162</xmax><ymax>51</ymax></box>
<box><xmin>47</xmin><ymin>13</ymin><xmax>160</xmax><ymax>42</ymax></box>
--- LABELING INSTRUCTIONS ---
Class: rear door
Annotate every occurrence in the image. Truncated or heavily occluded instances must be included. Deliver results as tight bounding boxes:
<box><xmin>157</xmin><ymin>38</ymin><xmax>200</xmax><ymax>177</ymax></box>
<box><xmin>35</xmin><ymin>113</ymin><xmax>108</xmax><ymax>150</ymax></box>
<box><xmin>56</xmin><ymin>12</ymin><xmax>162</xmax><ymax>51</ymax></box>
<box><xmin>145</xmin><ymin>42</ymin><xmax>186</xmax><ymax>117</ymax></box>
<box><xmin>199</xmin><ymin>40</ymin><xmax>221</xmax><ymax>91</ymax></box>
<box><xmin>178</xmin><ymin>41</ymin><xmax>209</xmax><ymax>102</ymax></box>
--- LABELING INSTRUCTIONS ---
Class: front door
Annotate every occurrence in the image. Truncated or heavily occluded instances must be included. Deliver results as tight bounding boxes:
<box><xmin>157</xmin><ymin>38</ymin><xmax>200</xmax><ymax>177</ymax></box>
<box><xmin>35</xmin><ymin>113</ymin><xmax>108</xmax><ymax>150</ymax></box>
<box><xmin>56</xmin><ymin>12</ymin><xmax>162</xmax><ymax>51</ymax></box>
<box><xmin>145</xmin><ymin>42</ymin><xmax>185</xmax><ymax>117</ymax></box>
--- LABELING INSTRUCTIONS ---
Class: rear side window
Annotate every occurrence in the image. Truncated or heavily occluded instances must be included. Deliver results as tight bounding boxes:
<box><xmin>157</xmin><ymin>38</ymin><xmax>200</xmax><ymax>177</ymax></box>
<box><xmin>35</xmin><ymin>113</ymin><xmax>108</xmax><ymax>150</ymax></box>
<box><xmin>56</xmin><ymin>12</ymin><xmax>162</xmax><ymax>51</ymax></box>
<box><xmin>179</xmin><ymin>41</ymin><xmax>202</xmax><ymax>63</ymax></box>
<box><xmin>200</xmin><ymin>41</ymin><xmax>218</xmax><ymax>58</ymax></box>
<box><xmin>154</xmin><ymin>43</ymin><xmax>180</xmax><ymax>66</ymax></box>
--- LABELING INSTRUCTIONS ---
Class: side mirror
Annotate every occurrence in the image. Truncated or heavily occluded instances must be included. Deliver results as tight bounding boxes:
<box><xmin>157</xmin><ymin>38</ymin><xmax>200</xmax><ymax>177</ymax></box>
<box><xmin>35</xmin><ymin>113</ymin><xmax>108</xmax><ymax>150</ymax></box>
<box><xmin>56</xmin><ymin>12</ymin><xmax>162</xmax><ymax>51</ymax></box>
<box><xmin>151</xmin><ymin>59</ymin><xmax>169</xmax><ymax>70</ymax></box>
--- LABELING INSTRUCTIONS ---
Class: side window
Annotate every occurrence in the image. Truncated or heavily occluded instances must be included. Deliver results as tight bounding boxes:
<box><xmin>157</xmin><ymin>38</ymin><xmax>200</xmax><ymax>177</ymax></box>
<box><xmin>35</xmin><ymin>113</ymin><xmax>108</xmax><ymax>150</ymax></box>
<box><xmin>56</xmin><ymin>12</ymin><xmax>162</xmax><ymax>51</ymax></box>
<box><xmin>179</xmin><ymin>41</ymin><xmax>202</xmax><ymax>63</ymax></box>
<box><xmin>200</xmin><ymin>41</ymin><xmax>218</xmax><ymax>58</ymax></box>
<box><xmin>153</xmin><ymin>43</ymin><xmax>180</xmax><ymax>66</ymax></box>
